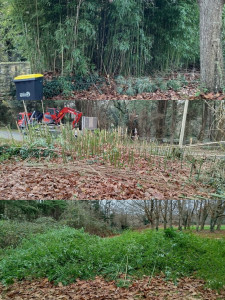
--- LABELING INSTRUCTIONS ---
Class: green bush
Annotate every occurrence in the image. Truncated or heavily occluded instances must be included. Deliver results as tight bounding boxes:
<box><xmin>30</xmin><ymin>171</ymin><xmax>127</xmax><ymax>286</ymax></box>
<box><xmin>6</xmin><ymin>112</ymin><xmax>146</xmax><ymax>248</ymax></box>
<box><xmin>164</xmin><ymin>228</ymin><xmax>177</xmax><ymax>239</ymax></box>
<box><xmin>0</xmin><ymin>144</ymin><xmax>58</xmax><ymax>161</ymax></box>
<box><xmin>115</xmin><ymin>77</ymin><xmax>157</xmax><ymax>95</ymax></box>
<box><xmin>59</xmin><ymin>202</ymin><xmax>114</xmax><ymax>237</ymax></box>
<box><xmin>0</xmin><ymin>229</ymin><xmax>224</xmax><ymax>290</ymax></box>
<box><xmin>43</xmin><ymin>74</ymin><xmax>105</xmax><ymax>99</ymax></box>
<box><xmin>167</xmin><ymin>80</ymin><xmax>181</xmax><ymax>91</ymax></box>
<box><xmin>71</xmin><ymin>73</ymin><xmax>105</xmax><ymax>91</ymax></box>
<box><xmin>43</xmin><ymin>79</ymin><xmax>62</xmax><ymax>99</ymax></box>
<box><xmin>115</xmin><ymin>76</ymin><xmax>183</xmax><ymax>96</ymax></box>
<box><xmin>155</xmin><ymin>78</ymin><xmax>167</xmax><ymax>91</ymax></box>
<box><xmin>0</xmin><ymin>219</ymin><xmax>59</xmax><ymax>249</ymax></box>
<box><xmin>135</xmin><ymin>78</ymin><xmax>155</xmax><ymax>93</ymax></box>
<box><xmin>0</xmin><ymin>145</ymin><xmax>20</xmax><ymax>161</ymax></box>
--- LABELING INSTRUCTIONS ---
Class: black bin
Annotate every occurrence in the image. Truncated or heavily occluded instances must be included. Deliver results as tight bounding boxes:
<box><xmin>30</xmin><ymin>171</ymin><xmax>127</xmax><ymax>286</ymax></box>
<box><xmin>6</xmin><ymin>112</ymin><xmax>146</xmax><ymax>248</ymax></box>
<box><xmin>14</xmin><ymin>74</ymin><xmax>43</xmax><ymax>101</ymax></box>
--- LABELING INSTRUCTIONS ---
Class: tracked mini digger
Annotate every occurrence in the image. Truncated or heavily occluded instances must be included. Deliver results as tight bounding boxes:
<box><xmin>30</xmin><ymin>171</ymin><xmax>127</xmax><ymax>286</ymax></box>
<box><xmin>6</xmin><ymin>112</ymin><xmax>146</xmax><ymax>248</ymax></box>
<box><xmin>17</xmin><ymin>107</ymin><xmax>82</xmax><ymax>129</ymax></box>
<box><xmin>42</xmin><ymin>107</ymin><xmax>82</xmax><ymax>128</ymax></box>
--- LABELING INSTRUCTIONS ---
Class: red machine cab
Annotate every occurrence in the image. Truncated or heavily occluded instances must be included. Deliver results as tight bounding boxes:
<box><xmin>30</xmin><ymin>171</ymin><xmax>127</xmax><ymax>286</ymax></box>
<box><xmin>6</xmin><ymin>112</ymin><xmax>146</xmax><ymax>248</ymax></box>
<box><xmin>17</xmin><ymin>112</ymin><xmax>32</xmax><ymax>128</ymax></box>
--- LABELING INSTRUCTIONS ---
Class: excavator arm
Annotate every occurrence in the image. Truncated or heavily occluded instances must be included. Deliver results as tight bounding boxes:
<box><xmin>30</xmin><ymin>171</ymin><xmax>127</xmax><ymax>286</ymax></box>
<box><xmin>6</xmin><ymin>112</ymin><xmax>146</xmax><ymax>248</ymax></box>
<box><xmin>55</xmin><ymin>107</ymin><xmax>82</xmax><ymax>128</ymax></box>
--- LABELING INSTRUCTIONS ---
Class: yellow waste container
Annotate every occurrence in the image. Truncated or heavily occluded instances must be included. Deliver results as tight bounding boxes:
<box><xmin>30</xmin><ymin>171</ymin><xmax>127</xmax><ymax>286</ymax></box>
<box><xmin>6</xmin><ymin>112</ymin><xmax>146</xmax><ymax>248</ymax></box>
<box><xmin>14</xmin><ymin>74</ymin><xmax>43</xmax><ymax>101</ymax></box>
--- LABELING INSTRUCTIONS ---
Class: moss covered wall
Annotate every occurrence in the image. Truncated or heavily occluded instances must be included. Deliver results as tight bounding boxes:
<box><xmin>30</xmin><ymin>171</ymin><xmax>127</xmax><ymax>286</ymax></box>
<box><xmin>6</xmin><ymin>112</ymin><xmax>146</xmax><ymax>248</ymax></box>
<box><xmin>0</xmin><ymin>62</ymin><xmax>31</xmax><ymax>100</ymax></box>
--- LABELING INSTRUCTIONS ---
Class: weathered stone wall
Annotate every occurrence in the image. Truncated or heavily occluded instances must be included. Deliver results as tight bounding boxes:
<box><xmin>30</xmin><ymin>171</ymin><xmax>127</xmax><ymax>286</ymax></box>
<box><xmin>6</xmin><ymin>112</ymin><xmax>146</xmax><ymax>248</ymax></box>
<box><xmin>0</xmin><ymin>62</ymin><xmax>31</xmax><ymax>100</ymax></box>
<box><xmin>0</xmin><ymin>43</ymin><xmax>8</xmax><ymax>62</ymax></box>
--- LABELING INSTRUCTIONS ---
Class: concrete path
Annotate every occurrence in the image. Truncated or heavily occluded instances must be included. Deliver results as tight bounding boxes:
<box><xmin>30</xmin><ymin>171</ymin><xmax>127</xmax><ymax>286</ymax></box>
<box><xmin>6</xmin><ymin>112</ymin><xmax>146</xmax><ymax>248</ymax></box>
<box><xmin>0</xmin><ymin>129</ymin><xmax>23</xmax><ymax>141</ymax></box>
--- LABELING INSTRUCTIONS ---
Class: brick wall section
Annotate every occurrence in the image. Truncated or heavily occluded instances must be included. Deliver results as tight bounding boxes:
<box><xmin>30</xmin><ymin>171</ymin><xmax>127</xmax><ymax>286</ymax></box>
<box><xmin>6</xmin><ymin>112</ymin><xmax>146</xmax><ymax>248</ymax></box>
<box><xmin>0</xmin><ymin>62</ymin><xmax>31</xmax><ymax>100</ymax></box>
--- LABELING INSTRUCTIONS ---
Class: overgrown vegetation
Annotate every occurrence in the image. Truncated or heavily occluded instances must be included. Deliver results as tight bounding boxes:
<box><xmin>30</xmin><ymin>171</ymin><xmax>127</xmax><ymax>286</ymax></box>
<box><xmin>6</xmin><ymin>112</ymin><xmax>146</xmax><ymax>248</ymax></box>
<box><xmin>0</xmin><ymin>228</ymin><xmax>224</xmax><ymax>291</ymax></box>
<box><xmin>0</xmin><ymin>123</ymin><xmax>224</xmax><ymax>198</ymax></box>
<box><xmin>0</xmin><ymin>144</ymin><xmax>57</xmax><ymax>161</ymax></box>
<box><xmin>43</xmin><ymin>74</ymin><xmax>105</xmax><ymax>98</ymax></box>
<box><xmin>0</xmin><ymin>101</ymin><xmax>224</xmax><ymax>200</ymax></box>
<box><xmin>0</xmin><ymin>0</ymin><xmax>199</xmax><ymax>75</ymax></box>
<box><xmin>0</xmin><ymin>218</ymin><xmax>59</xmax><ymax>249</ymax></box>
<box><xmin>115</xmin><ymin>76</ymin><xmax>188</xmax><ymax>96</ymax></box>
<box><xmin>0</xmin><ymin>201</ymin><xmax>115</xmax><ymax>250</ymax></box>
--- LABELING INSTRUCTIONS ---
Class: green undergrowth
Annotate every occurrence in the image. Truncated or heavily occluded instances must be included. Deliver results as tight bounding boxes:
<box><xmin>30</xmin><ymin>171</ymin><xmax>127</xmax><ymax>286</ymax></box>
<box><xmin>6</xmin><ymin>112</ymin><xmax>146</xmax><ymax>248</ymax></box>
<box><xmin>115</xmin><ymin>76</ymin><xmax>188</xmax><ymax>96</ymax></box>
<box><xmin>43</xmin><ymin>75</ymin><xmax>189</xmax><ymax>99</ymax></box>
<box><xmin>0</xmin><ymin>212</ymin><xmax>115</xmax><ymax>251</ymax></box>
<box><xmin>0</xmin><ymin>228</ymin><xmax>224</xmax><ymax>291</ymax></box>
<box><xmin>43</xmin><ymin>74</ymin><xmax>105</xmax><ymax>98</ymax></box>
<box><xmin>205</xmin><ymin>159</ymin><xmax>225</xmax><ymax>198</ymax></box>
<box><xmin>0</xmin><ymin>219</ymin><xmax>60</xmax><ymax>250</ymax></box>
<box><xmin>0</xmin><ymin>143</ymin><xmax>58</xmax><ymax>161</ymax></box>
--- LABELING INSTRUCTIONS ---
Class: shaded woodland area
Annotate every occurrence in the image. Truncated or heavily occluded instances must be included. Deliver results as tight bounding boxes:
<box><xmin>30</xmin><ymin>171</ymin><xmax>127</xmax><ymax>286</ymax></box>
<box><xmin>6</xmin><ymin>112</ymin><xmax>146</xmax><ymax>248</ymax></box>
<box><xmin>0</xmin><ymin>200</ymin><xmax>224</xmax><ymax>237</ymax></box>
<box><xmin>119</xmin><ymin>200</ymin><xmax>225</xmax><ymax>232</ymax></box>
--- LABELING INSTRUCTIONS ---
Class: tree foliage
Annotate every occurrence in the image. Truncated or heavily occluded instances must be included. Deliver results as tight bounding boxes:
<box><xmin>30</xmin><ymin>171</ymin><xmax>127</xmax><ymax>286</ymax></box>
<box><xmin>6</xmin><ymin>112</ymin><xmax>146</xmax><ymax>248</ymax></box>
<box><xmin>1</xmin><ymin>0</ymin><xmax>199</xmax><ymax>75</ymax></box>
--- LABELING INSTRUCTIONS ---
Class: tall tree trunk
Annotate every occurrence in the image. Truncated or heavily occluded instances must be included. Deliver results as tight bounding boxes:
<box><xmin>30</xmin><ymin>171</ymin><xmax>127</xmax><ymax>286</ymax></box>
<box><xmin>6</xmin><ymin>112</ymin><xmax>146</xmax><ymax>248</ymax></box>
<box><xmin>155</xmin><ymin>200</ymin><xmax>159</xmax><ymax>231</ymax></box>
<box><xmin>144</xmin><ymin>200</ymin><xmax>155</xmax><ymax>229</ymax></box>
<box><xmin>215</xmin><ymin>102</ymin><xmax>225</xmax><ymax>141</ymax></box>
<box><xmin>210</xmin><ymin>217</ymin><xmax>217</xmax><ymax>232</ymax></box>
<box><xmin>155</xmin><ymin>101</ymin><xmax>167</xmax><ymax>140</ymax></box>
<box><xmin>187</xmin><ymin>214</ymin><xmax>192</xmax><ymax>230</ymax></box>
<box><xmin>184</xmin><ymin>102</ymin><xmax>191</xmax><ymax>144</ymax></box>
<box><xmin>208</xmin><ymin>102</ymin><xmax>215</xmax><ymax>140</ymax></box>
<box><xmin>177</xmin><ymin>201</ymin><xmax>183</xmax><ymax>231</ymax></box>
<box><xmin>170</xmin><ymin>101</ymin><xmax>177</xmax><ymax>145</ymax></box>
<box><xmin>200</xmin><ymin>201</ymin><xmax>208</xmax><ymax>230</ymax></box>
<box><xmin>183</xmin><ymin>212</ymin><xmax>188</xmax><ymax>230</ymax></box>
<box><xmin>150</xmin><ymin>200</ymin><xmax>155</xmax><ymax>230</ymax></box>
<box><xmin>216</xmin><ymin>217</ymin><xmax>223</xmax><ymax>231</ymax></box>
<box><xmin>198</xmin><ymin>101</ymin><xmax>208</xmax><ymax>141</ymax></box>
<box><xmin>198</xmin><ymin>0</ymin><xmax>225</xmax><ymax>92</ymax></box>
<box><xmin>195</xmin><ymin>200</ymin><xmax>203</xmax><ymax>232</ymax></box>
<box><xmin>209</xmin><ymin>200</ymin><xmax>225</xmax><ymax>232</ymax></box>
<box><xmin>162</xmin><ymin>200</ymin><xmax>168</xmax><ymax>230</ymax></box>
<box><xmin>169</xmin><ymin>200</ymin><xmax>173</xmax><ymax>228</ymax></box>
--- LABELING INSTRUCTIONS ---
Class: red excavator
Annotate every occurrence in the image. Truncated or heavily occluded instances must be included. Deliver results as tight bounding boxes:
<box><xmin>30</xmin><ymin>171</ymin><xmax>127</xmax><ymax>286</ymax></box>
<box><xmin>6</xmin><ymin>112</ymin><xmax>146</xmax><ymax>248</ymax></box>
<box><xmin>42</xmin><ymin>107</ymin><xmax>82</xmax><ymax>128</ymax></box>
<box><xmin>17</xmin><ymin>111</ymin><xmax>43</xmax><ymax>129</ymax></box>
<box><xmin>17</xmin><ymin>112</ymin><xmax>32</xmax><ymax>128</ymax></box>
<box><xmin>17</xmin><ymin>107</ymin><xmax>82</xmax><ymax>129</ymax></box>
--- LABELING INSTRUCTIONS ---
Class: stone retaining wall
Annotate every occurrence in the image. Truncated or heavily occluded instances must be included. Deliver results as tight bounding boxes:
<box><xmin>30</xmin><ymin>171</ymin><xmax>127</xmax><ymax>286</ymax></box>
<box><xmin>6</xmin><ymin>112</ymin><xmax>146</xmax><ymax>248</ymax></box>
<box><xmin>0</xmin><ymin>62</ymin><xmax>31</xmax><ymax>100</ymax></box>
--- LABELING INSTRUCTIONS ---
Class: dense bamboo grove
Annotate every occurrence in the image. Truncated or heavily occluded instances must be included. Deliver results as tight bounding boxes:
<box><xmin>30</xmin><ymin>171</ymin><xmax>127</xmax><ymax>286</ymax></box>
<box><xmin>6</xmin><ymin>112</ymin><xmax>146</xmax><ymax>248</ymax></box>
<box><xmin>0</xmin><ymin>0</ymin><xmax>199</xmax><ymax>75</ymax></box>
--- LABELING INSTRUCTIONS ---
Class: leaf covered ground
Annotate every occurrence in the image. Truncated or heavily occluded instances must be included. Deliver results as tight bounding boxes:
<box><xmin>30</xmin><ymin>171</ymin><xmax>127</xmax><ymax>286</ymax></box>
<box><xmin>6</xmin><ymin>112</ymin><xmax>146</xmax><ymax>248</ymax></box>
<box><xmin>0</xmin><ymin>128</ymin><xmax>223</xmax><ymax>200</ymax></box>
<box><xmin>45</xmin><ymin>72</ymin><xmax>225</xmax><ymax>101</ymax></box>
<box><xmin>59</xmin><ymin>84</ymin><xmax>225</xmax><ymax>101</ymax></box>
<box><xmin>0</xmin><ymin>157</ymin><xmax>214</xmax><ymax>200</ymax></box>
<box><xmin>1</xmin><ymin>276</ymin><xmax>224</xmax><ymax>300</ymax></box>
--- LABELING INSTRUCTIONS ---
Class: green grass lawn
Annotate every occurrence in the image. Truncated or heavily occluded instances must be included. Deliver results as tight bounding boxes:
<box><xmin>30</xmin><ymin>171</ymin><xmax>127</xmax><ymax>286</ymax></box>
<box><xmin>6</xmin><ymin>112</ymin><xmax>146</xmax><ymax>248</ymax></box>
<box><xmin>0</xmin><ymin>228</ymin><xmax>224</xmax><ymax>290</ymax></box>
<box><xmin>189</xmin><ymin>225</ymin><xmax>225</xmax><ymax>230</ymax></box>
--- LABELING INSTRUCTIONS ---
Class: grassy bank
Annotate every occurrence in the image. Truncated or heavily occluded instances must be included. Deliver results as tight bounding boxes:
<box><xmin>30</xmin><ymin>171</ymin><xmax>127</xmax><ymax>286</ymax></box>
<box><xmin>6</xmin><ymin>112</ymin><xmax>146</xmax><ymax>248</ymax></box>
<box><xmin>0</xmin><ymin>228</ymin><xmax>224</xmax><ymax>291</ymax></box>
